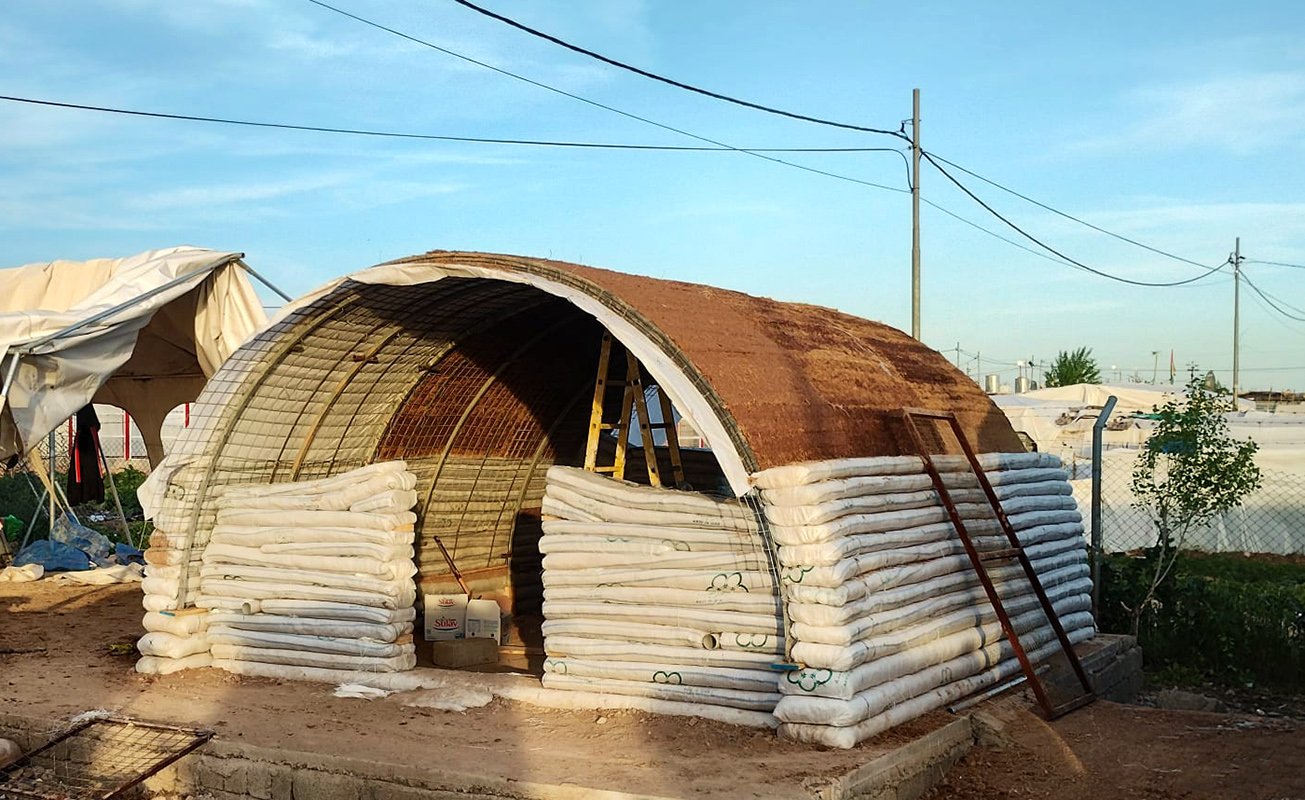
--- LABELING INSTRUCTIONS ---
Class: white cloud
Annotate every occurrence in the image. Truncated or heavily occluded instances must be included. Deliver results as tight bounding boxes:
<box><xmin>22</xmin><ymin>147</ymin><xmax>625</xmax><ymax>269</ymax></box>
<box><xmin>1077</xmin><ymin>200</ymin><xmax>1305</xmax><ymax>258</ymax></box>
<box><xmin>127</xmin><ymin>172</ymin><xmax>363</xmax><ymax>211</ymax></box>
<box><xmin>1072</xmin><ymin>71</ymin><xmax>1305</xmax><ymax>154</ymax></box>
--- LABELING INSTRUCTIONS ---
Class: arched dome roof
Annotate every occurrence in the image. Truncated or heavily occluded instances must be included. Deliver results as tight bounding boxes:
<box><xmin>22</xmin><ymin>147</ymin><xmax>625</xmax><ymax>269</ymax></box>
<box><xmin>151</xmin><ymin>251</ymin><xmax>1019</xmax><ymax>603</ymax></box>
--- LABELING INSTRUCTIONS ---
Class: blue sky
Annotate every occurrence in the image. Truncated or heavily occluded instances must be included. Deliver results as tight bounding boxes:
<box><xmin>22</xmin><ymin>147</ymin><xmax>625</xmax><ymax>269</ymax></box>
<box><xmin>3</xmin><ymin>1</ymin><xmax>1304</xmax><ymax>390</ymax></box>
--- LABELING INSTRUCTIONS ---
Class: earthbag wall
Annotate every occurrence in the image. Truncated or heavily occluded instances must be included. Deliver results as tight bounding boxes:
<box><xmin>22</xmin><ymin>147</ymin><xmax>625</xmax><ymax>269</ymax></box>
<box><xmin>539</xmin><ymin>466</ymin><xmax>783</xmax><ymax>727</ymax></box>
<box><xmin>137</xmin><ymin>462</ymin><xmax>420</xmax><ymax>676</ymax></box>
<box><xmin>754</xmin><ymin>452</ymin><xmax>1094</xmax><ymax>749</ymax></box>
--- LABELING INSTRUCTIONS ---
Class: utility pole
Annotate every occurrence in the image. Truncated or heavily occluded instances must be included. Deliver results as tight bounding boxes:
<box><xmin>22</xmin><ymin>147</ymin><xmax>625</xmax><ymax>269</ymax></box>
<box><xmin>911</xmin><ymin>88</ymin><xmax>921</xmax><ymax>341</ymax></box>
<box><xmin>955</xmin><ymin>342</ymin><xmax>961</xmax><ymax>370</ymax></box>
<box><xmin>1232</xmin><ymin>238</ymin><xmax>1242</xmax><ymax>407</ymax></box>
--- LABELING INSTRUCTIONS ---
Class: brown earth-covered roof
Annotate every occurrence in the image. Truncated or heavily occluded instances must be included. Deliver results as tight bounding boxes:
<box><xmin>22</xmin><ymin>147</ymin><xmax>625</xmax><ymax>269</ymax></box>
<box><xmin>387</xmin><ymin>251</ymin><xmax>1022</xmax><ymax>471</ymax></box>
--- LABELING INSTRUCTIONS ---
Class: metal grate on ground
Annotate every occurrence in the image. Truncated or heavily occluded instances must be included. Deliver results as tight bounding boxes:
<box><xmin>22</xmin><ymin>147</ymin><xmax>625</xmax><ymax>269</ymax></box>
<box><xmin>0</xmin><ymin>716</ymin><xmax>212</xmax><ymax>800</ymax></box>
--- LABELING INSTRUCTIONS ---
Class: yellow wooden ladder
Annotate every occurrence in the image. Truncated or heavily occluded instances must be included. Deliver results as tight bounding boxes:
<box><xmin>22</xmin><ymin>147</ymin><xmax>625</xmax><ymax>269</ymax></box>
<box><xmin>583</xmin><ymin>332</ymin><xmax>685</xmax><ymax>487</ymax></box>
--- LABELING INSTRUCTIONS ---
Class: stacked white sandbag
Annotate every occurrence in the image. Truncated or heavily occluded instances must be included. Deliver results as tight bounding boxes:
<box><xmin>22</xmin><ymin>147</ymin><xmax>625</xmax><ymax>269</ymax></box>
<box><xmin>755</xmin><ymin>452</ymin><xmax>1094</xmax><ymax>749</ymax></box>
<box><xmin>136</xmin><ymin>528</ymin><xmax>211</xmax><ymax>674</ymax></box>
<box><xmin>540</xmin><ymin>466</ymin><xmax>783</xmax><ymax>719</ymax></box>
<box><xmin>198</xmin><ymin>462</ymin><xmax>420</xmax><ymax>675</ymax></box>
<box><xmin>135</xmin><ymin>607</ymin><xmax>212</xmax><ymax>675</ymax></box>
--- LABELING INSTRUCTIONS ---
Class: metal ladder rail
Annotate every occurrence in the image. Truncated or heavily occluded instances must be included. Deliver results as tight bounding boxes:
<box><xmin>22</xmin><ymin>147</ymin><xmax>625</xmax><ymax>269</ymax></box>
<box><xmin>901</xmin><ymin>407</ymin><xmax>1094</xmax><ymax>718</ymax></box>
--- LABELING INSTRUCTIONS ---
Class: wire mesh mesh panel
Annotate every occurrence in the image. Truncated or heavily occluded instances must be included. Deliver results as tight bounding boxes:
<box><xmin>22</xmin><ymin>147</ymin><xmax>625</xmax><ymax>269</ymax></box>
<box><xmin>376</xmin><ymin>301</ymin><xmax>601</xmax><ymax>596</ymax></box>
<box><xmin>0</xmin><ymin>717</ymin><xmax>212</xmax><ymax>800</ymax></box>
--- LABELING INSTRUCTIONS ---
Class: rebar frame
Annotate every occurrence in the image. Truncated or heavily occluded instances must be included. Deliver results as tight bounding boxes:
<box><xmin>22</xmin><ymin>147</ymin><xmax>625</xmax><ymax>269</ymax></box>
<box><xmin>0</xmin><ymin>716</ymin><xmax>212</xmax><ymax>800</ymax></box>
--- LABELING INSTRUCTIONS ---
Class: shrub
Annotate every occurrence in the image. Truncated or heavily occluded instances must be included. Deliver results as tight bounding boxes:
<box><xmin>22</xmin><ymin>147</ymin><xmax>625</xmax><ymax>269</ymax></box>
<box><xmin>1099</xmin><ymin>552</ymin><xmax>1305</xmax><ymax>689</ymax></box>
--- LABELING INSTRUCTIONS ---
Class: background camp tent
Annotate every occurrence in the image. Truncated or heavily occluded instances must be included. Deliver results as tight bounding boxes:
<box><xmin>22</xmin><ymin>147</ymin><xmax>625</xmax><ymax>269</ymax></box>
<box><xmin>0</xmin><ymin>246</ymin><xmax>271</xmax><ymax>467</ymax></box>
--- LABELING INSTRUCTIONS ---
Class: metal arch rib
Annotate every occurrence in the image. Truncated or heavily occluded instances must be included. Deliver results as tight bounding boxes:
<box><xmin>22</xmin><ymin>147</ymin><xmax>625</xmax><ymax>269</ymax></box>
<box><xmin>361</xmin><ymin>255</ymin><xmax>760</xmax><ymax>495</ymax></box>
<box><xmin>174</xmin><ymin>289</ymin><xmax>365</xmax><ymax>607</ymax></box>
<box><xmin>277</xmin><ymin>279</ymin><xmax>498</xmax><ymax>479</ymax></box>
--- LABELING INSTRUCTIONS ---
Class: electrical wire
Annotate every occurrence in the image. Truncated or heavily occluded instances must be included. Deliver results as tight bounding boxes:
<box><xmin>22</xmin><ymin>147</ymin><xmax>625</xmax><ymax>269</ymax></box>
<box><xmin>1242</xmin><ymin>272</ymin><xmax>1305</xmax><ymax>322</ymax></box>
<box><xmin>1245</xmin><ymin>288</ymin><xmax>1305</xmax><ymax>336</ymax></box>
<box><xmin>1245</xmin><ymin>259</ymin><xmax>1305</xmax><ymax>271</ymax></box>
<box><xmin>920</xmin><ymin>197</ymin><xmax>1081</xmax><ymax>270</ymax></box>
<box><xmin>922</xmin><ymin>151</ymin><xmax>1228</xmax><ymax>287</ymax></box>
<box><xmin>447</xmin><ymin>0</ymin><xmax>911</xmax><ymax>142</ymax></box>
<box><xmin>306</xmin><ymin>0</ymin><xmax>909</xmax><ymax>193</ymax></box>
<box><xmin>0</xmin><ymin>94</ymin><xmax>902</xmax><ymax>153</ymax></box>
<box><xmin>450</xmin><ymin>0</ymin><xmax>1281</xmax><ymax>293</ymax></box>
<box><xmin>920</xmin><ymin>196</ymin><xmax>1230</xmax><ymax>291</ymax></box>
<box><xmin>1244</xmin><ymin>271</ymin><xmax>1305</xmax><ymax>316</ymax></box>
<box><xmin>925</xmin><ymin>151</ymin><xmax>1219</xmax><ymax>271</ymax></box>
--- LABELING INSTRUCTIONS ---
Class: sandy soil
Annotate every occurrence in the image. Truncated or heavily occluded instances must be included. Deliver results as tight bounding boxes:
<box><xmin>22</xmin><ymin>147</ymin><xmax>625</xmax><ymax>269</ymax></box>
<box><xmin>926</xmin><ymin>698</ymin><xmax>1305</xmax><ymax>800</ymax></box>
<box><xmin>0</xmin><ymin>581</ymin><xmax>937</xmax><ymax>799</ymax></box>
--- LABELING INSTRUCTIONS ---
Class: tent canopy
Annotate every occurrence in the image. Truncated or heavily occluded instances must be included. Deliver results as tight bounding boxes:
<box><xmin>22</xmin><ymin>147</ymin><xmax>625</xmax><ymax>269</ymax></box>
<box><xmin>0</xmin><ymin>246</ymin><xmax>269</xmax><ymax>465</ymax></box>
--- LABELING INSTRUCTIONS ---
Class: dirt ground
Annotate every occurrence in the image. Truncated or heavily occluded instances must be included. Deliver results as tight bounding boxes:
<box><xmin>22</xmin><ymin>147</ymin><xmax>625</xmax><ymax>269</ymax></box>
<box><xmin>0</xmin><ymin>580</ymin><xmax>938</xmax><ymax>799</ymax></box>
<box><xmin>3</xmin><ymin>581</ymin><xmax>1303</xmax><ymax>800</ymax></box>
<box><xmin>925</xmin><ymin>695</ymin><xmax>1305</xmax><ymax>800</ymax></box>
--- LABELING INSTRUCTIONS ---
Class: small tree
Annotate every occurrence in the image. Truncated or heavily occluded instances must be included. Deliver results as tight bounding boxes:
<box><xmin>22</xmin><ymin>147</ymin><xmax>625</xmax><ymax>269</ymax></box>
<box><xmin>1044</xmin><ymin>346</ymin><xmax>1102</xmax><ymax>387</ymax></box>
<box><xmin>1126</xmin><ymin>374</ymin><xmax>1261</xmax><ymax>634</ymax></box>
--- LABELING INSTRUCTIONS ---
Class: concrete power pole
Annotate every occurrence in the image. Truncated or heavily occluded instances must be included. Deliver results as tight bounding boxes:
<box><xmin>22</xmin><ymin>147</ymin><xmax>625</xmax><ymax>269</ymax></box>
<box><xmin>911</xmin><ymin>88</ymin><xmax>921</xmax><ymax>341</ymax></box>
<box><xmin>1232</xmin><ymin>237</ymin><xmax>1242</xmax><ymax>406</ymax></box>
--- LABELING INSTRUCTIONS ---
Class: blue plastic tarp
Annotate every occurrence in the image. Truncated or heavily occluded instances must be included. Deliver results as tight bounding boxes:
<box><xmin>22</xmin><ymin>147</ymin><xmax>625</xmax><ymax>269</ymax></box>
<box><xmin>114</xmin><ymin>542</ymin><xmax>146</xmax><ymax>566</ymax></box>
<box><xmin>50</xmin><ymin>515</ymin><xmax>115</xmax><ymax>567</ymax></box>
<box><xmin>13</xmin><ymin>539</ymin><xmax>93</xmax><ymax>572</ymax></box>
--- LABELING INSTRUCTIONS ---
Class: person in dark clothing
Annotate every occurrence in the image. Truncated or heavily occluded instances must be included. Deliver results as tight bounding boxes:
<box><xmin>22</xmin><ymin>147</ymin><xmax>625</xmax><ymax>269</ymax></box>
<box><xmin>66</xmin><ymin>405</ymin><xmax>105</xmax><ymax>504</ymax></box>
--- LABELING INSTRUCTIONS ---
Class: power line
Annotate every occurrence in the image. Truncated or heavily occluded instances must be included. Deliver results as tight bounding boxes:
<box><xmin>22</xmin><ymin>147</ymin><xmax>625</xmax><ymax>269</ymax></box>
<box><xmin>921</xmin><ymin>151</ymin><xmax>1229</xmax><ymax>287</ymax></box>
<box><xmin>1242</xmin><ymin>271</ymin><xmax>1305</xmax><ymax>322</ymax></box>
<box><xmin>1245</xmin><ymin>288</ymin><xmax>1305</xmax><ymax>336</ymax></box>
<box><xmin>922</xmin><ymin>195</ymin><xmax>1230</xmax><ymax>290</ymax></box>
<box><xmin>306</xmin><ymin>0</ymin><xmax>909</xmax><ymax>194</ymax></box>
<box><xmin>1245</xmin><ymin>259</ymin><xmax>1305</xmax><ymax>271</ymax></box>
<box><xmin>447</xmin><ymin>0</ymin><xmax>911</xmax><ymax>142</ymax></box>
<box><xmin>925</xmin><ymin>151</ymin><xmax>1219</xmax><ymax>271</ymax></box>
<box><xmin>920</xmin><ymin>197</ymin><xmax>1081</xmax><ymax>270</ymax></box>
<box><xmin>0</xmin><ymin>94</ymin><xmax>901</xmax><ymax>153</ymax></box>
<box><xmin>445</xmin><ymin>0</ymin><xmax>1290</xmax><ymax>296</ymax></box>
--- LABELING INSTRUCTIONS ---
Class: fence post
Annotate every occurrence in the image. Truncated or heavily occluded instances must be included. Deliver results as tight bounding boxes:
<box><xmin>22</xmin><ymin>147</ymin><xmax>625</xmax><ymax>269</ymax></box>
<box><xmin>1091</xmin><ymin>395</ymin><xmax>1118</xmax><ymax>620</ymax></box>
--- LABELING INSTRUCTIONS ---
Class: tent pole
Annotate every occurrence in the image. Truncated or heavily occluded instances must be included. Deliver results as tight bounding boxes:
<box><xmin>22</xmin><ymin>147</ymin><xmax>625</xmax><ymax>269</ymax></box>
<box><xmin>94</xmin><ymin>427</ymin><xmax>133</xmax><ymax>548</ymax></box>
<box><xmin>0</xmin><ymin>347</ymin><xmax>20</xmax><ymax>420</ymax></box>
<box><xmin>19</xmin><ymin>257</ymin><xmax>240</xmax><ymax>356</ymax></box>
<box><xmin>235</xmin><ymin>259</ymin><xmax>292</xmax><ymax>302</ymax></box>
<box><xmin>17</xmin><ymin>480</ymin><xmax>49</xmax><ymax>551</ymax></box>
<box><xmin>47</xmin><ymin>431</ymin><xmax>56</xmax><ymax>530</ymax></box>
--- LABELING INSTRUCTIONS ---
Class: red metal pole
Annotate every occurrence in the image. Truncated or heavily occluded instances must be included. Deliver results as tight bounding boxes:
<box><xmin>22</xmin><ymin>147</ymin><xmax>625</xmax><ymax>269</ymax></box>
<box><xmin>184</xmin><ymin>403</ymin><xmax>190</xmax><ymax>428</ymax></box>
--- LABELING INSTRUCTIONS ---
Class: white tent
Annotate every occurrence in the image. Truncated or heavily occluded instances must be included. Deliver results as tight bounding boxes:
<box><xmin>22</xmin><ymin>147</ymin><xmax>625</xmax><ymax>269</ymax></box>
<box><xmin>0</xmin><ymin>246</ymin><xmax>271</xmax><ymax>466</ymax></box>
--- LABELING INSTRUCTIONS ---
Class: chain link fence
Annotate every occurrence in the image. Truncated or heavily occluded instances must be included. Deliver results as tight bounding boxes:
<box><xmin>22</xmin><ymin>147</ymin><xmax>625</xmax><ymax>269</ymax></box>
<box><xmin>23</xmin><ymin>405</ymin><xmax>186</xmax><ymax>475</ymax></box>
<box><xmin>1068</xmin><ymin>447</ymin><xmax>1305</xmax><ymax>556</ymax></box>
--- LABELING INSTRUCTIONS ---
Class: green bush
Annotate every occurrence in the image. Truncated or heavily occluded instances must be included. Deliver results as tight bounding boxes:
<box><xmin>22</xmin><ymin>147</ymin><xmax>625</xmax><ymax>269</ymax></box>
<box><xmin>0</xmin><ymin>471</ymin><xmax>51</xmax><ymax>541</ymax></box>
<box><xmin>1099</xmin><ymin>552</ymin><xmax>1305</xmax><ymax>689</ymax></box>
<box><xmin>0</xmin><ymin>465</ymin><xmax>151</xmax><ymax>546</ymax></box>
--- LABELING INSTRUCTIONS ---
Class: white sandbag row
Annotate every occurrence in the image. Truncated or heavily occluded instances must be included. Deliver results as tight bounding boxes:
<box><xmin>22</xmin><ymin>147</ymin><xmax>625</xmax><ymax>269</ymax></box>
<box><xmin>757</xmin><ymin>452</ymin><xmax>1095</xmax><ymax>748</ymax></box>
<box><xmin>183</xmin><ymin>462</ymin><xmax>419</xmax><ymax>676</ymax></box>
<box><xmin>135</xmin><ymin>535</ymin><xmax>211</xmax><ymax>674</ymax></box>
<box><xmin>541</xmin><ymin>466</ymin><xmax>782</xmax><ymax>715</ymax></box>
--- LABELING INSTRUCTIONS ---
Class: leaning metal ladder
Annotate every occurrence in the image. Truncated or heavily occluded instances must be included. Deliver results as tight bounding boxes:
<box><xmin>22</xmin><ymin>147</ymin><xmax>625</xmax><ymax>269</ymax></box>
<box><xmin>900</xmin><ymin>408</ymin><xmax>1095</xmax><ymax>719</ymax></box>
<box><xmin>583</xmin><ymin>331</ymin><xmax>685</xmax><ymax>487</ymax></box>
